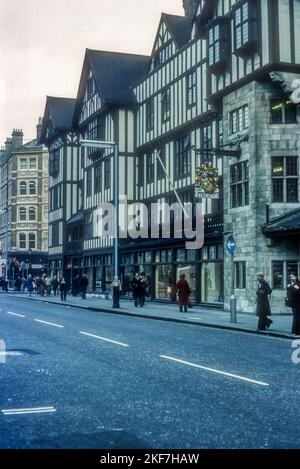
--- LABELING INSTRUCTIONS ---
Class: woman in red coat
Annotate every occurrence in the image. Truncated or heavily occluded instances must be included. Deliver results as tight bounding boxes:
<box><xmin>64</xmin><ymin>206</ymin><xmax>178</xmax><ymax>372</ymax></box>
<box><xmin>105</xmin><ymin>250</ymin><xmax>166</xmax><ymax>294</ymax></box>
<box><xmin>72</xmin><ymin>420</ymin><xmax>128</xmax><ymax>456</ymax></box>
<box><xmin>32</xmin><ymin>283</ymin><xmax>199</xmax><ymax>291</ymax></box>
<box><xmin>176</xmin><ymin>274</ymin><xmax>191</xmax><ymax>312</ymax></box>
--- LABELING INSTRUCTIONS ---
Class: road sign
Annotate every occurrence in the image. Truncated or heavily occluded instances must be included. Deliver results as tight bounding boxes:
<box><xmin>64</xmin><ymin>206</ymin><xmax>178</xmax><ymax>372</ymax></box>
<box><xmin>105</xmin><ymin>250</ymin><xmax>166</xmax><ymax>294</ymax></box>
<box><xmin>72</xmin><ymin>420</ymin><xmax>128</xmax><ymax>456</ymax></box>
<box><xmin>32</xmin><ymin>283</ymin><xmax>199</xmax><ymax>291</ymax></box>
<box><xmin>226</xmin><ymin>235</ymin><xmax>236</xmax><ymax>254</ymax></box>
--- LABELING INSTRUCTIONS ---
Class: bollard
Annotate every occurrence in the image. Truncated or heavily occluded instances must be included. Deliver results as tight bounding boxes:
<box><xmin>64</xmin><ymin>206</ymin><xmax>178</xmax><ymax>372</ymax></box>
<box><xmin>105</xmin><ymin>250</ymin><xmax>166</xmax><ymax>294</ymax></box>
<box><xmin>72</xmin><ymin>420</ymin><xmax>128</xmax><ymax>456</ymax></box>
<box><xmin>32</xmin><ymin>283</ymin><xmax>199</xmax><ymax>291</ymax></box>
<box><xmin>230</xmin><ymin>295</ymin><xmax>237</xmax><ymax>323</ymax></box>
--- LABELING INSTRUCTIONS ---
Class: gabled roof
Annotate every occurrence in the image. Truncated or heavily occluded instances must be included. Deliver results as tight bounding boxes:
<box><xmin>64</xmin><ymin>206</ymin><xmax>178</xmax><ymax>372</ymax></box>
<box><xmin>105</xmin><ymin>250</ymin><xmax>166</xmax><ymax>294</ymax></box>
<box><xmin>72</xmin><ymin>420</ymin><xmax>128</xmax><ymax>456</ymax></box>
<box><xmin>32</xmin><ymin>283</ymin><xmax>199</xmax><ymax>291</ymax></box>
<box><xmin>263</xmin><ymin>208</ymin><xmax>300</xmax><ymax>235</ymax></box>
<box><xmin>40</xmin><ymin>96</ymin><xmax>76</xmax><ymax>143</ymax></box>
<box><xmin>73</xmin><ymin>49</ymin><xmax>150</xmax><ymax>126</ymax></box>
<box><xmin>151</xmin><ymin>13</ymin><xmax>193</xmax><ymax>59</ymax></box>
<box><xmin>162</xmin><ymin>13</ymin><xmax>193</xmax><ymax>50</ymax></box>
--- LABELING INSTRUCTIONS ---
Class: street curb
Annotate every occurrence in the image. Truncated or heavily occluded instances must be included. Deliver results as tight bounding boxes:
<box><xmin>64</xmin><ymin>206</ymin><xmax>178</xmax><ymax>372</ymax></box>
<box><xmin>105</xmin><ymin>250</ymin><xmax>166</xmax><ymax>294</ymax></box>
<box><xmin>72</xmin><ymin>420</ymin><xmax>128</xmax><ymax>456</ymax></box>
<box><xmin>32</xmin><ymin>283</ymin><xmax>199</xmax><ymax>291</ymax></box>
<box><xmin>22</xmin><ymin>296</ymin><xmax>294</xmax><ymax>340</ymax></box>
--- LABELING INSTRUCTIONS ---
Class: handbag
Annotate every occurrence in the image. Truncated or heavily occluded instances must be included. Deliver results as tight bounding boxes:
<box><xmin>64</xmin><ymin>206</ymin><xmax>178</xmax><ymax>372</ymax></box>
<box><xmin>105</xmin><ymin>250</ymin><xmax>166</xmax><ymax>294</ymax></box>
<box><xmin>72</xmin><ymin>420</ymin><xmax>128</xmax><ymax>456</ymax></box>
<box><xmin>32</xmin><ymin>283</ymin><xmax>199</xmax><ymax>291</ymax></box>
<box><xmin>285</xmin><ymin>297</ymin><xmax>293</xmax><ymax>308</ymax></box>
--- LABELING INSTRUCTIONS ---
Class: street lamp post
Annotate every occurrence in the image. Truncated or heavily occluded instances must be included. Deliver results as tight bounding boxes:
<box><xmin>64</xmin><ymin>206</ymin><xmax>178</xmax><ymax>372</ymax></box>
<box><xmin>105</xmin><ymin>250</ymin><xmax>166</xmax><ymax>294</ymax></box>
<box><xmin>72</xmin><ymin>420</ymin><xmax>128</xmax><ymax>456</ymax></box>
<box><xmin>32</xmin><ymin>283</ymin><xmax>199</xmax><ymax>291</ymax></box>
<box><xmin>0</xmin><ymin>208</ymin><xmax>8</xmax><ymax>281</ymax></box>
<box><xmin>80</xmin><ymin>139</ymin><xmax>120</xmax><ymax>308</ymax></box>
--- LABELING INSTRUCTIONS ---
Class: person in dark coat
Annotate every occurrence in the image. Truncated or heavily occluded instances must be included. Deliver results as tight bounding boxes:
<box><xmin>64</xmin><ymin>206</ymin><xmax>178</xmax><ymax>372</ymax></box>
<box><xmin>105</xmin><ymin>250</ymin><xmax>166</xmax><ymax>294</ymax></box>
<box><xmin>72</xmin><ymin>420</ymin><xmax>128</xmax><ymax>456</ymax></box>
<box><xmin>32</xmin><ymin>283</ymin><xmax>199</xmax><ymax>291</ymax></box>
<box><xmin>287</xmin><ymin>272</ymin><xmax>300</xmax><ymax>336</ymax></box>
<box><xmin>59</xmin><ymin>278</ymin><xmax>67</xmax><ymax>302</ymax></box>
<box><xmin>176</xmin><ymin>274</ymin><xmax>191</xmax><ymax>312</ymax></box>
<box><xmin>81</xmin><ymin>274</ymin><xmax>88</xmax><ymax>300</ymax></box>
<box><xmin>131</xmin><ymin>273</ymin><xmax>140</xmax><ymax>307</ymax></box>
<box><xmin>15</xmin><ymin>276</ymin><xmax>22</xmax><ymax>291</ymax></box>
<box><xmin>52</xmin><ymin>276</ymin><xmax>59</xmax><ymax>296</ymax></box>
<box><xmin>26</xmin><ymin>275</ymin><xmax>34</xmax><ymax>297</ymax></box>
<box><xmin>256</xmin><ymin>272</ymin><xmax>273</xmax><ymax>330</ymax></box>
<box><xmin>138</xmin><ymin>272</ymin><xmax>148</xmax><ymax>307</ymax></box>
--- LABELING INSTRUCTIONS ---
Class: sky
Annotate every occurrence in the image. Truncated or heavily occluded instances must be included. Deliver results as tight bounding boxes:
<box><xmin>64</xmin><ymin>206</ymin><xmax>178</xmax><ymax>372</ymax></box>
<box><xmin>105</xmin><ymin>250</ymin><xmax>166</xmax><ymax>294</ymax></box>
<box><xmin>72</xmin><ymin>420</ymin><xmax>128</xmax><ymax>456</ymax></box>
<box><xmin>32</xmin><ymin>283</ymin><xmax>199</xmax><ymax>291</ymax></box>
<box><xmin>0</xmin><ymin>0</ymin><xmax>184</xmax><ymax>145</ymax></box>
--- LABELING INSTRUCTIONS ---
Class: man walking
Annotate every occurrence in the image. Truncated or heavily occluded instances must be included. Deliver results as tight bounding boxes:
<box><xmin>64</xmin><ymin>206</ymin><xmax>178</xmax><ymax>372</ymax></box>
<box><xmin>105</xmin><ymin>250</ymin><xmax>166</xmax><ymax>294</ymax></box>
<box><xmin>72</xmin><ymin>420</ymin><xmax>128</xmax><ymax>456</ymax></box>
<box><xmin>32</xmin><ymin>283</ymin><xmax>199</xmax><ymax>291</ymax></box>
<box><xmin>256</xmin><ymin>272</ymin><xmax>273</xmax><ymax>331</ymax></box>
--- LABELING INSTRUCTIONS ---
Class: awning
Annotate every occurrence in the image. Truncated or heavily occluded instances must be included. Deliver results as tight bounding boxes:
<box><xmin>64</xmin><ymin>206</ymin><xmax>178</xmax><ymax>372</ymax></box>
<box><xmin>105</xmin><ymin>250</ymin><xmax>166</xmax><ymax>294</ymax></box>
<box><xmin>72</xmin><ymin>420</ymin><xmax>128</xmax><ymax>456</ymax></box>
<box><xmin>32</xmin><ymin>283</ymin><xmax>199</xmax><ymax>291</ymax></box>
<box><xmin>66</xmin><ymin>212</ymin><xmax>84</xmax><ymax>225</ymax></box>
<box><xmin>263</xmin><ymin>208</ymin><xmax>300</xmax><ymax>236</ymax></box>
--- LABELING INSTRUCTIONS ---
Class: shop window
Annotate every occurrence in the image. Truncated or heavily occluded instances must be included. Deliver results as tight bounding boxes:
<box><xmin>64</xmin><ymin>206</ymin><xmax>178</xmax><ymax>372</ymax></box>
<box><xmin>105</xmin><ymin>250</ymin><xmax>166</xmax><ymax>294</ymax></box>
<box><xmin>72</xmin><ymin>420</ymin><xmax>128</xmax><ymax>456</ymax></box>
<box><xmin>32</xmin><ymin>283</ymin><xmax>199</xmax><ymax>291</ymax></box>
<box><xmin>230</xmin><ymin>161</ymin><xmax>249</xmax><ymax>208</ymax></box>
<box><xmin>270</xmin><ymin>99</ymin><xmax>297</xmax><ymax>124</ymax></box>
<box><xmin>273</xmin><ymin>260</ymin><xmax>299</xmax><ymax>289</ymax></box>
<box><xmin>272</xmin><ymin>156</ymin><xmax>298</xmax><ymax>203</ymax></box>
<box><xmin>235</xmin><ymin>262</ymin><xmax>246</xmax><ymax>289</ymax></box>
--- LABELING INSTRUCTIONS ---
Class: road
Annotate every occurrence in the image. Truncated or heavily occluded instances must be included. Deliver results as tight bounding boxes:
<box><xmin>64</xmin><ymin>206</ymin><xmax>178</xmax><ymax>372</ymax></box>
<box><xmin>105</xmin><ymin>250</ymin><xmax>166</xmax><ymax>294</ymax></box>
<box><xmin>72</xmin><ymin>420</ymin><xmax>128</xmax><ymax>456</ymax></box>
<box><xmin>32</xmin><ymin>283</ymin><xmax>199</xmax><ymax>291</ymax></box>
<box><xmin>0</xmin><ymin>293</ymin><xmax>300</xmax><ymax>449</ymax></box>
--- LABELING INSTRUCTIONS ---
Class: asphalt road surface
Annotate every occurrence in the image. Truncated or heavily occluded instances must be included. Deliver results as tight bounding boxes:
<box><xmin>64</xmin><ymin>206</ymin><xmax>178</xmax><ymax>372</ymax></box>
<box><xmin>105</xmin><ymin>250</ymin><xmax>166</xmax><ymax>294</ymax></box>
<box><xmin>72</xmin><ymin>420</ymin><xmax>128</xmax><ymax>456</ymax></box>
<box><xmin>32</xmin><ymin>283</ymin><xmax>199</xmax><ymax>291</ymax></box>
<box><xmin>0</xmin><ymin>293</ymin><xmax>299</xmax><ymax>449</ymax></box>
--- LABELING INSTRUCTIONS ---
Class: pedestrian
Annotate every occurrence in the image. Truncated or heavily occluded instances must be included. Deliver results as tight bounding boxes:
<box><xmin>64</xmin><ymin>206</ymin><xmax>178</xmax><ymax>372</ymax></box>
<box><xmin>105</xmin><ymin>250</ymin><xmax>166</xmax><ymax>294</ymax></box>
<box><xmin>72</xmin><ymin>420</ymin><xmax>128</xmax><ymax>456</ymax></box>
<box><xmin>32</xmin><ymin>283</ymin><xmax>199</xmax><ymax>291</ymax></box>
<box><xmin>176</xmin><ymin>274</ymin><xmax>191</xmax><ymax>312</ymax></box>
<box><xmin>287</xmin><ymin>272</ymin><xmax>300</xmax><ymax>336</ymax></box>
<box><xmin>72</xmin><ymin>274</ymin><xmax>80</xmax><ymax>296</ymax></box>
<box><xmin>131</xmin><ymin>273</ymin><xmax>140</xmax><ymax>307</ymax></box>
<box><xmin>256</xmin><ymin>272</ymin><xmax>273</xmax><ymax>330</ymax></box>
<box><xmin>139</xmin><ymin>272</ymin><xmax>147</xmax><ymax>307</ymax></box>
<box><xmin>59</xmin><ymin>278</ymin><xmax>67</xmax><ymax>302</ymax></box>
<box><xmin>26</xmin><ymin>274</ymin><xmax>34</xmax><ymax>297</ymax></box>
<box><xmin>45</xmin><ymin>276</ymin><xmax>52</xmax><ymax>296</ymax></box>
<box><xmin>81</xmin><ymin>274</ymin><xmax>88</xmax><ymax>300</ymax></box>
<box><xmin>15</xmin><ymin>276</ymin><xmax>22</xmax><ymax>291</ymax></box>
<box><xmin>52</xmin><ymin>276</ymin><xmax>59</xmax><ymax>296</ymax></box>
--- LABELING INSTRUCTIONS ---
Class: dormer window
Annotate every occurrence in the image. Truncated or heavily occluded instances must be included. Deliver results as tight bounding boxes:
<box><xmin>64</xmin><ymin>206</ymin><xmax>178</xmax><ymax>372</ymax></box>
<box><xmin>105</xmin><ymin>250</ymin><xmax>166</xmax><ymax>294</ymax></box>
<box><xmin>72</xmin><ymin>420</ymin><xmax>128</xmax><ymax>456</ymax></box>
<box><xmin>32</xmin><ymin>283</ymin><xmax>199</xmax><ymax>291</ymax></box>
<box><xmin>234</xmin><ymin>0</ymin><xmax>258</xmax><ymax>57</ymax></box>
<box><xmin>208</xmin><ymin>20</ymin><xmax>230</xmax><ymax>74</ymax></box>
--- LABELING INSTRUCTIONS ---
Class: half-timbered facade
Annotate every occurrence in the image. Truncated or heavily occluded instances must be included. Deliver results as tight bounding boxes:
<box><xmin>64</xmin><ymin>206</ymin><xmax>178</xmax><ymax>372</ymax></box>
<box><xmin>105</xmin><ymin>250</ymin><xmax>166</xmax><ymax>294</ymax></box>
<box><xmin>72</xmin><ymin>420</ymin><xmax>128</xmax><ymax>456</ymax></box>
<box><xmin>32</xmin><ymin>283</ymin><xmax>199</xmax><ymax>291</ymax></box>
<box><xmin>72</xmin><ymin>49</ymin><xmax>149</xmax><ymax>291</ymax></box>
<box><xmin>42</xmin><ymin>0</ymin><xmax>300</xmax><ymax>312</ymax></box>
<box><xmin>40</xmin><ymin>96</ymin><xmax>79</xmax><ymax>283</ymax></box>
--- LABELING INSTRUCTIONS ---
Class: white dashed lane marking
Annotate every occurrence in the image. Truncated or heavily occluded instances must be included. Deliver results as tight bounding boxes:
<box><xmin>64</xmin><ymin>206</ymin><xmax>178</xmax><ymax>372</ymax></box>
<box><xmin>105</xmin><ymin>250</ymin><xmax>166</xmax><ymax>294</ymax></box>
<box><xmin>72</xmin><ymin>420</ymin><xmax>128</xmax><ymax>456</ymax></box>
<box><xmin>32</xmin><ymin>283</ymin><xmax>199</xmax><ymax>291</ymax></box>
<box><xmin>34</xmin><ymin>319</ymin><xmax>64</xmax><ymax>329</ymax></box>
<box><xmin>160</xmin><ymin>355</ymin><xmax>270</xmax><ymax>386</ymax></box>
<box><xmin>6</xmin><ymin>312</ymin><xmax>26</xmax><ymax>318</ymax></box>
<box><xmin>79</xmin><ymin>331</ymin><xmax>129</xmax><ymax>348</ymax></box>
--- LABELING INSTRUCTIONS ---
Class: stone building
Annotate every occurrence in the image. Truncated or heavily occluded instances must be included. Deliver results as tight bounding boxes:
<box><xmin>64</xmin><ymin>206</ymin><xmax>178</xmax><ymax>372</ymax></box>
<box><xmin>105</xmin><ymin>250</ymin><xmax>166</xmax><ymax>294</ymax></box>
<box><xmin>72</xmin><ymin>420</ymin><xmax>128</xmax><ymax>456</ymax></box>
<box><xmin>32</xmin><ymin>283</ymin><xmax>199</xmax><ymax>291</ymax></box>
<box><xmin>0</xmin><ymin>122</ymin><xmax>49</xmax><ymax>280</ymax></box>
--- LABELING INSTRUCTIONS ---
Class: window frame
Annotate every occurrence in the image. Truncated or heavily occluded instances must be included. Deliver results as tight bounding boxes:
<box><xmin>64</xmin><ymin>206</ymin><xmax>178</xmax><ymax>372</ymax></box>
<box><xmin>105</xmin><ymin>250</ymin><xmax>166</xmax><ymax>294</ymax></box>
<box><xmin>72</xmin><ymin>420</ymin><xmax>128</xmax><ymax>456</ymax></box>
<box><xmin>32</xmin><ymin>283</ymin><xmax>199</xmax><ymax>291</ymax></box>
<box><xmin>230</xmin><ymin>105</ymin><xmax>249</xmax><ymax>135</ymax></box>
<box><xmin>146</xmin><ymin>98</ymin><xmax>155</xmax><ymax>131</ymax></box>
<box><xmin>270</xmin><ymin>99</ymin><xmax>298</xmax><ymax>125</ymax></box>
<box><xmin>186</xmin><ymin>71</ymin><xmax>197</xmax><ymax>108</ymax></box>
<box><xmin>174</xmin><ymin>134</ymin><xmax>191</xmax><ymax>179</ymax></box>
<box><xmin>272</xmin><ymin>156</ymin><xmax>298</xmax><ymax>203</ymax></box>
<box><xmin>19</xmin><ymin>233</ymin><xmax>26</xmax><ymax>249</ymax></box>
<box><xmin>230</xmin><ymin>161</ymin><xmax>250</xmax><ymax>208</ymax></box>
<box><xmin>19</xmin><ymin>207</ymin><xmax>27</xmax><ymax>222</ymax></box>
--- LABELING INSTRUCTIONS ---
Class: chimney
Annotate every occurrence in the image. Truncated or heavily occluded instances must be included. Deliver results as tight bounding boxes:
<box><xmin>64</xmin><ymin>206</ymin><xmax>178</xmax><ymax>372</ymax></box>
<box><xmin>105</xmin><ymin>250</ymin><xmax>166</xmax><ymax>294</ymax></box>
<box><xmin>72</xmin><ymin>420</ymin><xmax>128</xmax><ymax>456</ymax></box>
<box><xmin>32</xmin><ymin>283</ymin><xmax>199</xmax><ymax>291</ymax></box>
<box><xmin>11</xmin><ymin>129</ymin><xmax>23</xmax><ymax>150</ymax></box>
<box><xmin>182</xmin><ymin>0</ymin><xmax>198</xmax><ymax>16</ymax></box>
<box><xmin>5</xmin><ymin>138</ymin><xmax>12</xmax><ymax>152</ymax></box>
<box><xmin>36</xmin><ymin>117</ymin><xmax>43</xmax><ymax>143</ymax></box>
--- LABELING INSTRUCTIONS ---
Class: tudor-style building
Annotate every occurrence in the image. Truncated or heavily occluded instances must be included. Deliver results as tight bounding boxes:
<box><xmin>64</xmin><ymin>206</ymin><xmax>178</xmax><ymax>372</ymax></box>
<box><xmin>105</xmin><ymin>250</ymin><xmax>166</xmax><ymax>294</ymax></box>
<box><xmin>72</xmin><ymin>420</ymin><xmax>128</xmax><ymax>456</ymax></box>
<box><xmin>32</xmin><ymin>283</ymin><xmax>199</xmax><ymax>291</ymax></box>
<box><xmin>66</xmin><ymin>49</ymin><xmax>148</xmax><ymax>291</ymax></box>
<box><xmin>40</xmin><ymin>96</ymin><xmax>79</xmax><ymax>284</ymax></box>
<box><xmin>41</xmin><ymin>0</ymin><xmax>300</xmax><ymax>313</ymax></box>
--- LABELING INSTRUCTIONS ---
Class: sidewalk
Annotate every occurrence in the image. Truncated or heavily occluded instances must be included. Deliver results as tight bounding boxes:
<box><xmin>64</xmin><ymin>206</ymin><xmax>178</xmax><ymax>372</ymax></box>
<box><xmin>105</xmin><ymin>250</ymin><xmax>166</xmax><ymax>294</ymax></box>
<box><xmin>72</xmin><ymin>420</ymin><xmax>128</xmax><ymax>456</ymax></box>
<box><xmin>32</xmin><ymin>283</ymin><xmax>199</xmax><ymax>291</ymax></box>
<box><xmin>11</xmin><ymin>291</ymin><xmax>296</xmax><ymax>339</ymax></box>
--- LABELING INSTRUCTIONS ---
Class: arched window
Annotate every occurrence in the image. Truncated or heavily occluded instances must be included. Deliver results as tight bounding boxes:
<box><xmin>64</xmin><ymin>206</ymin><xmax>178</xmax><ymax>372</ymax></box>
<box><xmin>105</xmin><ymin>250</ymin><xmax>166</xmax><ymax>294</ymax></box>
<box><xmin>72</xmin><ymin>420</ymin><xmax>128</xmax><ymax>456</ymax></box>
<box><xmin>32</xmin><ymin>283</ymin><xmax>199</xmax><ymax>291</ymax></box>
<box><xmin>29</xmin><ymin>233</ymin><xmax>36</xmax><ymax>249</ymax></box>
<box><xmin>29</xmin><ymin>181</ymin><xmax>36</xmax><ymax>195</ymax></box>
<box><xmin>19</xmin><ymin>233</ymin><xmax>26</xmax><ymax>249</ymax></box>
<box><xmin>19</xmin><ymin>207</ymin><xmax>26</xmax><ymax>221</ymax></box>
<box><xmin>20</xmin><ymin>181</ymin><xmax>27</xmax><ymax>195</ymax></box>
<box><xmin>29</xmin><ymin>207</ymin><xmax>36</xmax><ymax>221</ymax></box>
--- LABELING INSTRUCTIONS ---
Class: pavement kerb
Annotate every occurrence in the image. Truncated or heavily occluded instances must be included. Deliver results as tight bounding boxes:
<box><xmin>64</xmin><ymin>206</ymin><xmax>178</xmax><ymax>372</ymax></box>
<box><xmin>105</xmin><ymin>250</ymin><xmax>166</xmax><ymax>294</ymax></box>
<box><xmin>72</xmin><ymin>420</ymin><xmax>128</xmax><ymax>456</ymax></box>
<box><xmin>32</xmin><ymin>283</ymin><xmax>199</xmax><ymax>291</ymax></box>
<box><xmin>19</xmin><ymin>295</ymin><xmax>294</xmax><ymax>340</ymax></box>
